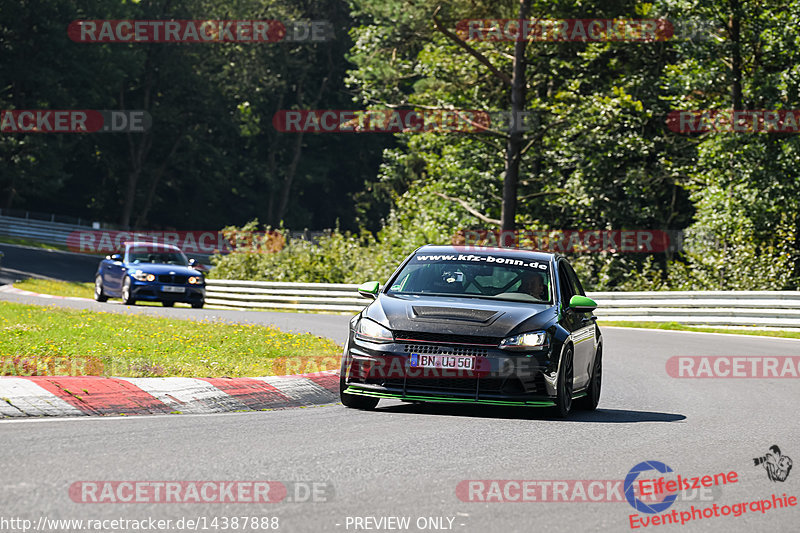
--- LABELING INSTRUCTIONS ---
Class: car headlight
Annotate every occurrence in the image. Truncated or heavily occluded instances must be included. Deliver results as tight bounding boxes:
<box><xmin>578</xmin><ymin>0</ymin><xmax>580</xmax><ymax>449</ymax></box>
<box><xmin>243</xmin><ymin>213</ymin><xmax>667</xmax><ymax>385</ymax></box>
<box><xmin>188</xmin><ymin>276</ymin><xmax>203</xmax><ymax>285</ymax></box>
<box><xmin>499</xmin><ymin>331</ymin><xmax>548</xmax><ymax>351</ymax></box>
<box><xmin>355</xmin><ymin>318</ymin><xmax>393</xmax><ymax>343</ymax></box>
<box><xmin>132</xmin><ymin>270</ymin><xmax>155</xmax><ymax>282</ymax></box>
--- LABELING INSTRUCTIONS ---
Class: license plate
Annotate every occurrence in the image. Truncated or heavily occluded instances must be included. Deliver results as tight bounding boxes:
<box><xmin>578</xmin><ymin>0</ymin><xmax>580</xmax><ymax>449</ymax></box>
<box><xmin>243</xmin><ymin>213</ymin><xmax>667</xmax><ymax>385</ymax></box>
<box><xmin>409</xmin><ymin>353</ymin><xmax>476</xmax><ymax>370</ymax></box>
<box><xmin>161</xmin><ymin>286</ymin><xmax>185</xmax><ymax>293</ymax></box>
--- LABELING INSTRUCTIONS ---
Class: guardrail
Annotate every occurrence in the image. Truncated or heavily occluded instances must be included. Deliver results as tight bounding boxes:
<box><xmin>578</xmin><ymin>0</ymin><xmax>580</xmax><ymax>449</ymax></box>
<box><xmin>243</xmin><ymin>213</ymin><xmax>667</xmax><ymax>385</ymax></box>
<box><xmin>0</xmin><ymin>212</ymin><xmax>326</xmax><ymax>255</ymax></box>
<box><xmin>0</xmin><ymin>215</ymin><xmax>90</xmax><ymax>247</ymax></box>
<box><xmin>205</xmin><ymin>280</ymin><xmax>366</xmax><ymax>312</ymax></box>
<box><xmin>589</xmin><ymin>291</ymin><xmax>800</xmax><ymax>329</ymax></box>
<box><xmin>204</xmin><ymin>280</ymin><xmax>800</xmax><ymax>328</ymax></box>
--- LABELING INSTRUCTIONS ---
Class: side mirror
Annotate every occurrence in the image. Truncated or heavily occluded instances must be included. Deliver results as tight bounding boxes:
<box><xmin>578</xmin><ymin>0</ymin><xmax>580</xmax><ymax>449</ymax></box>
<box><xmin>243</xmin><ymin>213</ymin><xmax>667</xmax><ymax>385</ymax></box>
<box><xmin>357</xmin><ymin>281</ymin><xmax>380</xmax><ymax>300</ymax></box>
<box><xmin>188</xmin><ymin>258</ymin><xmax>197</xmax><ymax>267</ymax></box>
<box><xmin>110</xmin><ymin>253</ymin><xmax>122</xmax><ymax>262</ymax></box>
<box><xmin>569</xmin><ymin>295</ymin><xmax>597</xmax><ymax>312</ymax></box>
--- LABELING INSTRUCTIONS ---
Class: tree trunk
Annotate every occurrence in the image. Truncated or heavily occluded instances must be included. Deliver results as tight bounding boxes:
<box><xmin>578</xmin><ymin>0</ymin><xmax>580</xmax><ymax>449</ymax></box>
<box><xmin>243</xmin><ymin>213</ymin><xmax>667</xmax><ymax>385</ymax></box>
<box><xmin>730</xmin><ymin>0</ymin><xmax>743</xmax><ymax>110</ymax></box>
<box><xmin>133</xmin><ymin>134</ymin><xmax>182</xmax><ymax>229</ymax></box>
<box><xmin>500</xmin><ymin>0</ymin><xmax>530</xmax><ymax>232</ymax></box>
<box><xmin>276</xmin><ymin>50</ymin><xmax>332</xmax><ymax>223</ymax></box>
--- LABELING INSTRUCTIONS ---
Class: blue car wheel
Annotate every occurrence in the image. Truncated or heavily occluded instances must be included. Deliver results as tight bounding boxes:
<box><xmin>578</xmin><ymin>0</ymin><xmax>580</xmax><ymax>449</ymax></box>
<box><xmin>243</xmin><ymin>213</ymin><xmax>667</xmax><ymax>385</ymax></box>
<box><xmin>121</xmin><ymin>277</ymin><xmax>136</xmax><ymax>305</ymax></box>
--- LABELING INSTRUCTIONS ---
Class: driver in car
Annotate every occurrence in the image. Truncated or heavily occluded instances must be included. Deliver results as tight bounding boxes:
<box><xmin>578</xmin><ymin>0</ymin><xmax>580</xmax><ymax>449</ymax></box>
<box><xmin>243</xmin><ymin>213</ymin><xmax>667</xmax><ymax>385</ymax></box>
<box><xmin>520</xmin><ymin>271</ymin><xmax>547</xmax><ymax>301</ymax></box>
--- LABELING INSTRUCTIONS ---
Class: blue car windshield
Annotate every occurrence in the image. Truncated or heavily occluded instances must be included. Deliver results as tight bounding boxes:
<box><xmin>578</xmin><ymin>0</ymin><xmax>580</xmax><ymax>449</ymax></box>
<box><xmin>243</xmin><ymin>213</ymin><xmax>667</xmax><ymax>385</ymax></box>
<box><xmin>387</xmin><ymin>252</ymin><xmax>552</xmax><ymax>303</ymax></box>
<box><xmin>128</xmin><ymin>248</ymin><xmax>188</xmax><ymax>266</ymax></box>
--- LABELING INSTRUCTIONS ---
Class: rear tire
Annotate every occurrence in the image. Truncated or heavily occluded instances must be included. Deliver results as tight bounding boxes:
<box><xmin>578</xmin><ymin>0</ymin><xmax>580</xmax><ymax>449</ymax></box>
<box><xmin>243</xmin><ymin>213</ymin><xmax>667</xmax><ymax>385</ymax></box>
<box><xmin>162</xmin><ymin>301</ymin><xmax>175</xmax><ymax>307</ymax></box>
<box><xmin>576</xmin><ymin>346</ymin><xmax>602</xmax><ymax>411</ymax></box>
<box><xmin>191</xmin><ymin>301</ymin><xmax>204</xmax><ymax>309</ymax></box>
<box><xmin>552</xmin><ymin>346</ymin><xmax>574</xmax><ymax>418</ymax></box>
<box><xmin>121</xmin><ymin>278</ymin><xmax>136</xmax><ymax>305</ymax></box>
<box><xmin>94</xmin><ymin>276</ymin><xmax>108</xmax><ymax>302</ymax></box>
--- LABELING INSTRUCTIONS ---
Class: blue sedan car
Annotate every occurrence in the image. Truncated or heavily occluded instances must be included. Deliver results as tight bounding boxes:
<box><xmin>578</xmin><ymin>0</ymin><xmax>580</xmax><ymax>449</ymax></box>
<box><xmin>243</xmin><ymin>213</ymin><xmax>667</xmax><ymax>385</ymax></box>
<box><xmin>94</xmin><ymin>242</ymin><xmax>206</xmax><ymax>308</ymax></box>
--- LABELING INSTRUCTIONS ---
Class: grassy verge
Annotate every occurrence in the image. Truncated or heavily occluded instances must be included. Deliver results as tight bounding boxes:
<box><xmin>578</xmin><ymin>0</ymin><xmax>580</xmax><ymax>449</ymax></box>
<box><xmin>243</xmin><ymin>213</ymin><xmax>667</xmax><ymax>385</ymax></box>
<box><xmin>598</xmin><ymin>320</ymin><xmax>800</xmax><ymax>340</ymax></box>
<box><xmin>12</xmin><ymin>279</ymin><xmax>353</xmax><ymax>312</ymax></box>
<box><xmin>0</xmin><ymin>236</ymin><xmax>72</xmax><ymax>252</ymax></box>
<box><xmin>14</xmin><ymin>279</ymin><xmax>95</xmax><ymax>299</ymax></box>
<box><xmin>12</xmin><ymin>282</ymin><xmax>797</xmax><ymax>340</ymax></box>
<box><xmin>14</xmin><ymin>279</ymin><xmax>195</xmax><ymax>307</ymax></box>
<box><xmin>0</xmin><ymin>301</ymin><xmax>342</xmax><ymax>377</ymax></box>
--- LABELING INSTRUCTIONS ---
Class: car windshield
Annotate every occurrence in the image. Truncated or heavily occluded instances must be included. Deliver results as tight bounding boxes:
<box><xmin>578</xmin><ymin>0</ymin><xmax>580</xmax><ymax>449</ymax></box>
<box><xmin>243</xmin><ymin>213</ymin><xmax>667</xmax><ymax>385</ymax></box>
<box><xmin>128</xmin><ymin>247</ymin><xmax>188</xmax><ymax>266</ymax></box>
<box><xmin>387</xmin><ymin>252</ymin><xmax>552</xmax><ymax>303</ymax></box>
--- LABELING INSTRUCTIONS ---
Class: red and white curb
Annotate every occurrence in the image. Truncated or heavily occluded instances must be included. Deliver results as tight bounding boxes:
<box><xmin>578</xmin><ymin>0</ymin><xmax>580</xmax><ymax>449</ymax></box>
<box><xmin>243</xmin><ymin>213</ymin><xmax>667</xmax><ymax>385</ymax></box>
<box><xmin>0</xmin><ymin>371</ymin><xmax>340</xmax><ymax>418</ymax></box>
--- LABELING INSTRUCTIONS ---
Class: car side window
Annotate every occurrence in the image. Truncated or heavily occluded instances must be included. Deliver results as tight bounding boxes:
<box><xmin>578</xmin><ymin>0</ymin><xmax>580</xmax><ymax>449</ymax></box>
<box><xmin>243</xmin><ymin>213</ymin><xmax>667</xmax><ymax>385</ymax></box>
<box><xmin>564</xmin><ymin>262</ymin><xmax>586</xmax><ymax>296</ymax></box>
<box><xmin>558</xmin><ymin>262</ymin><xmax>574</xmax><ymax>306</ymax></box>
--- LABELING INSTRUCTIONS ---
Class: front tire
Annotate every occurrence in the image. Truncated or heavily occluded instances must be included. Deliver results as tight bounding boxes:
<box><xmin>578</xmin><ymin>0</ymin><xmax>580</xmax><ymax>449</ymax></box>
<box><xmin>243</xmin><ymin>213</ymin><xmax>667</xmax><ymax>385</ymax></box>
<box><xmin>191</xmin><ymin>301</ymin><xmax>204</xmax><ymax>309</ymax></box>
<box><xmin>162</xmin><ymin>301</ymin><xmax>175</xmax><ymax>307</ymax></box>
<box><xmin>94</xmin><ymin>276</ymin><xmax>108</xmax><ymax>302</ymax></box>
<box><xmin>121</xmin><ymin>278</ymin><xmax>136</xmax><ymax>305</ymax></box>
<box><xmin>576</xmin><ymin>345</ymin><xmax>602</xmax><ymax>411</ymax></box>
<box><xmin>553</xmin><ymin>346</ymin><xmax>574</xmax><ymax>418</ymax></box>
<box><xmin>339</xmin><ymin>360</ymin><xmax>379</xmax><ymax>410</ymax></box>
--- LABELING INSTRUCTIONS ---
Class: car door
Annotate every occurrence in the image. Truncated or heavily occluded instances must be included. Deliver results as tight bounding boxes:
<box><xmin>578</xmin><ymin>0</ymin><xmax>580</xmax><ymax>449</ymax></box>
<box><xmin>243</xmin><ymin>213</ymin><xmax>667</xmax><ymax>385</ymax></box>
<box><xmin>562</xmin><ymin>260</ymin><xmax>596</xmax><ymax>388</ymax></box>
<box><xmin>556</xmin><ymin>260</ymin><xmax>582</xmax><ymax>381</ymax></box>
<box><xmin>103</xmin><ymin>247</ymin><xmax>126</xmax><ymax>294</ymax></box>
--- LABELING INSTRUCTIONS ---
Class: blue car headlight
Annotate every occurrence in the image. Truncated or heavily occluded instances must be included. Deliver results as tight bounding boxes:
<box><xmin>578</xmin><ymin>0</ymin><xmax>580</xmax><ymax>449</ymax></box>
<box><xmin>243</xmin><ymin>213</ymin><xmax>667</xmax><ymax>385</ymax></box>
<box><xmin>499</xmin><ymin>331</ymin><xmax>548</xmax><ymax>351</ymax></box>
<box><xmin>131</xmin><ymin>270</ymin><xmax>155</xmax><ymax>282</ymax></box>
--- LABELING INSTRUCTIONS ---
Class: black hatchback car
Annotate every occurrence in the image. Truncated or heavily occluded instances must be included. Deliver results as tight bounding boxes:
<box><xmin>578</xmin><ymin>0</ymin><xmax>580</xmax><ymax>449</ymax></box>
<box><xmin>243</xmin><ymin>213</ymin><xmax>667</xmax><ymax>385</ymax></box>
<box><xmin>339</xmin><ymin>245</ymin><xmax>602</xmax><ymax>417</ymax></box>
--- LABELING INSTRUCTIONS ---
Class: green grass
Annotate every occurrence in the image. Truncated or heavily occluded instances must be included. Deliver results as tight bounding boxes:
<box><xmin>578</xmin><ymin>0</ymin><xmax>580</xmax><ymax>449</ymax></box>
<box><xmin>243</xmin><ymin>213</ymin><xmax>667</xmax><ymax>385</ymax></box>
<box><xmin>0</xmin><ymin>301</ymin><xmax>342</xmax><ymax>377</ymax></box>
<box><xmin>598</xmin><ymin>320</ymin><xmax>800</xmax><ymax>340</ymax></box>
<box><xmin>14</xmin><ymin>279</ymin><xmax>95</xmax><ymax>299</ymax></box>
<box><xmin>0</xmin><ymin>236</ymin><xmax>72</xmax><ymax>252</ymax></box>
<box><xmin>14</xmin><ymin>279</ymin><xmax>197</xmax><ymax>307</ymax></box>
<box><xmin>13</xmin><ymin>278</ymin><xmax>354</xmax><ymax>312</ymax></box>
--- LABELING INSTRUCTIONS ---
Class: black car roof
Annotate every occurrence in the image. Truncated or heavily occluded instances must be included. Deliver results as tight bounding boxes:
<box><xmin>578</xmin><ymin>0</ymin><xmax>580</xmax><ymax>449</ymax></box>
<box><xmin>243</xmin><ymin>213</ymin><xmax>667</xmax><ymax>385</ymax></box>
<box><xmin>416</xmin><ymin>244</ymin><xmax>557</xmax><ymax>263</ymax></box>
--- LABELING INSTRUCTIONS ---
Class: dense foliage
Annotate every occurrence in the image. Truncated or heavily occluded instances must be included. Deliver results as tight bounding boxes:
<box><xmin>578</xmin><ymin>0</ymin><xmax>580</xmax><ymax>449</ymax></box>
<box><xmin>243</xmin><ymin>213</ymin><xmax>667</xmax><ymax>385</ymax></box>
<box><xmin>3</xmin><ymin>0</ymin><xmax>798</xmax><ymax>289</ymax></box>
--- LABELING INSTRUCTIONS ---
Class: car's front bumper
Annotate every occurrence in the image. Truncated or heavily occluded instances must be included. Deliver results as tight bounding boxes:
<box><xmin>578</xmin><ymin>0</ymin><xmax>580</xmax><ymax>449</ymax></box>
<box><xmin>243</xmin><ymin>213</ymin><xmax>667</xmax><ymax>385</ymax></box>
<box><xmin>130</xmin><ymin>281</ymin><xmax>205</xmax><ymax>303</ymax></box>
<box><xmin>342</xmin><ymin>333</ymin><xmax>564</xmax><ymax>405</ymax></box>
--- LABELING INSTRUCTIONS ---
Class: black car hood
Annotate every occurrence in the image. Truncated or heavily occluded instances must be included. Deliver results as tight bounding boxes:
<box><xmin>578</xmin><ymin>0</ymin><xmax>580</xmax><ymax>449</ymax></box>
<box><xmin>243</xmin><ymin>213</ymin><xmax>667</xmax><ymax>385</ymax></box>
<box><xmin>364</xmin><ymin>293</ymin><xmax>558</xmax><ymax>339</ymax></box>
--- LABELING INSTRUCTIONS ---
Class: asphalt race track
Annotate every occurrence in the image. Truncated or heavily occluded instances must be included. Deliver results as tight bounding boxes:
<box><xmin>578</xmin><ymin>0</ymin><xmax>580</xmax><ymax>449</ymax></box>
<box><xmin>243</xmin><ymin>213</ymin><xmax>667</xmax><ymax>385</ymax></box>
<box><xmin>0</xmin><ymin>243</ymin><xmax>100</xmax><ymax>284</ymax></box>
<box><xmin>1</xmin><ymin>278</ymin><xmax>799</xmax><ymax>531</ymax></box>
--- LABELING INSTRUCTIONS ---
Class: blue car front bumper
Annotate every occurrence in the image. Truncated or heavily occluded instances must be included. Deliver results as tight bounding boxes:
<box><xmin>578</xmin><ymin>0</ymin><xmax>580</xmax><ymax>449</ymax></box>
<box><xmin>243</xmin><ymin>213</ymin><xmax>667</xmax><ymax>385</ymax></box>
<box><xmin>130</xmin><ymin>280</ymin><xmax>205</xmax><ymax>303</ymax></box>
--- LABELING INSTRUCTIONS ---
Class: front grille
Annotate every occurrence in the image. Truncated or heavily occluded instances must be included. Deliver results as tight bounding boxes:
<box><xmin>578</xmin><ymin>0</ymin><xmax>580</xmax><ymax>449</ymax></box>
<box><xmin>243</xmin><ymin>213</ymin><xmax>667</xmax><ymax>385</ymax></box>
<box><xmin>382</xmin><ymin>376</ymin><xmax>523</xmax><ymax>395</ymax></box>
<box><xmin>394</xmin><ymin>331</ymin><xmax>501</xmax><ymax>346</ymax></box>
<box><xmin>405</xmin><ymin>378</ymin><xmax>477</xmax><ymax>391</ymax></box>
<box><xmin>158</xmin><ymin>274</ymin><xmax>188</xmax><ymax>283</ymax></box>
<box><xmin>402</xmin><ymin>344</ymin><xmax>489</xmax><ymax>357</ymax></box>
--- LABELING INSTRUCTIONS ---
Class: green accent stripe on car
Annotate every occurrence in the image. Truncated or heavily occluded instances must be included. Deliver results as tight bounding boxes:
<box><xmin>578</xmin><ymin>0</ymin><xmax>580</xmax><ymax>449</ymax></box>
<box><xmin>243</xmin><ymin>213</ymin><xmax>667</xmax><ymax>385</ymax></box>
<box><xmin>344</xmin><ymin>387</ymin><xmax>557</xmax><ymax>406</ymax></box>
